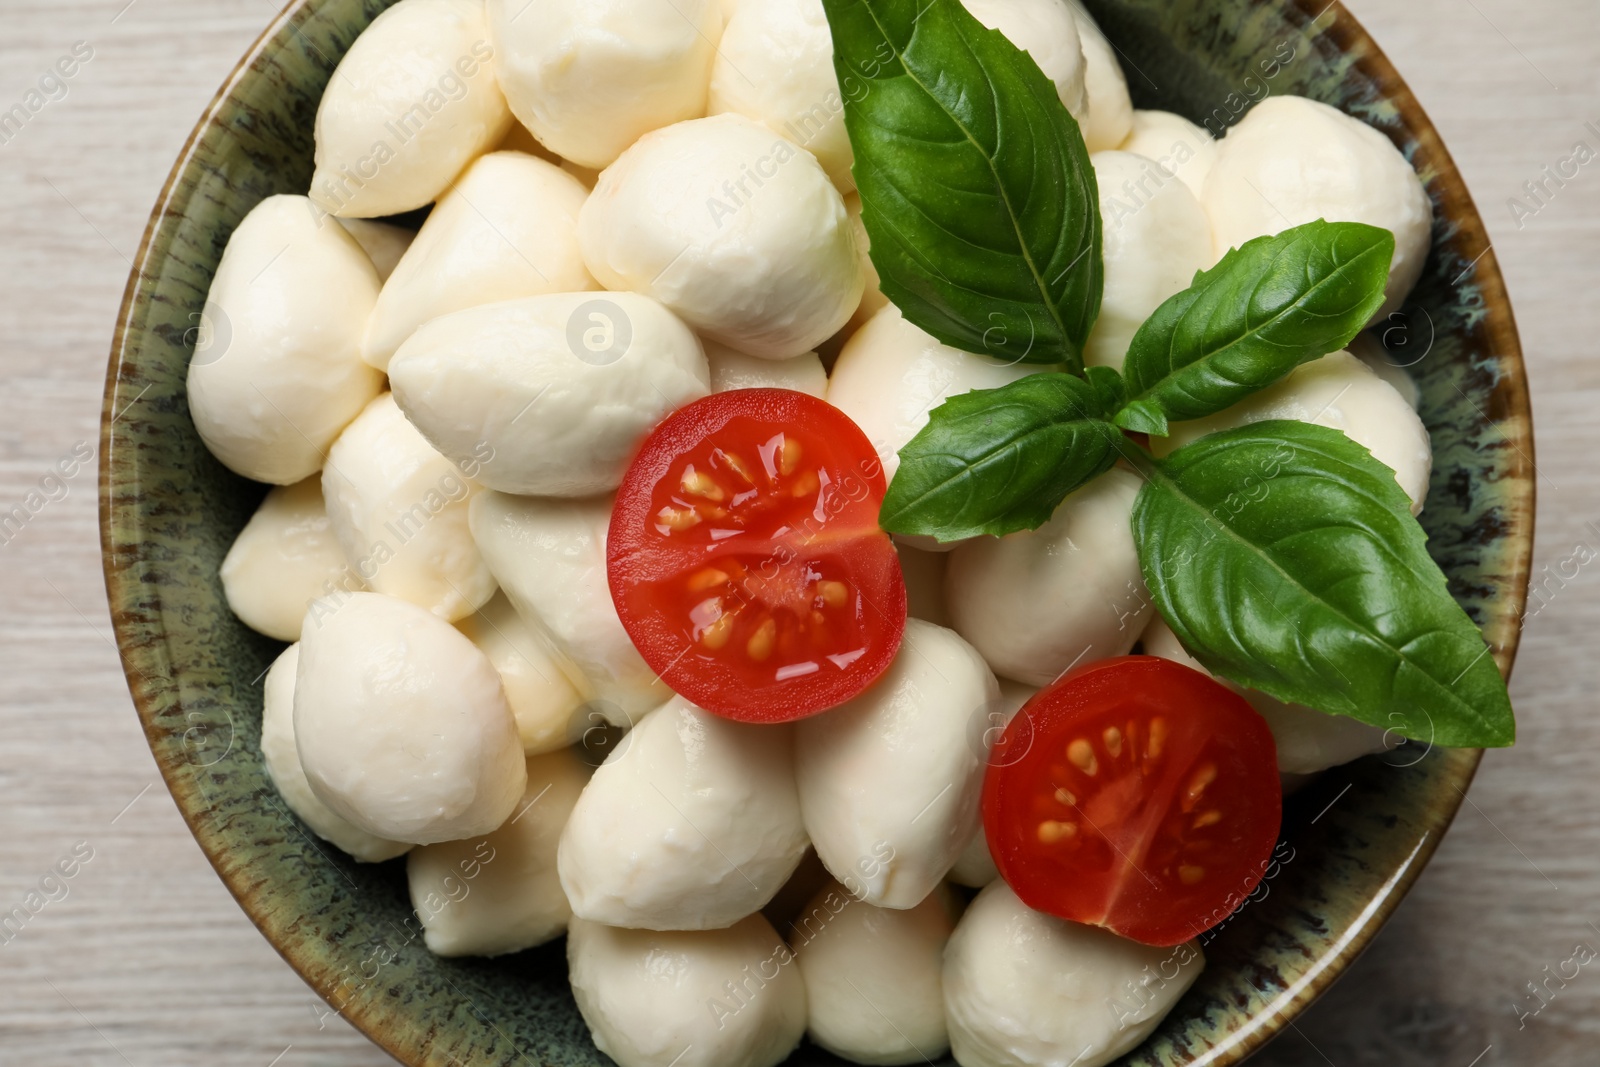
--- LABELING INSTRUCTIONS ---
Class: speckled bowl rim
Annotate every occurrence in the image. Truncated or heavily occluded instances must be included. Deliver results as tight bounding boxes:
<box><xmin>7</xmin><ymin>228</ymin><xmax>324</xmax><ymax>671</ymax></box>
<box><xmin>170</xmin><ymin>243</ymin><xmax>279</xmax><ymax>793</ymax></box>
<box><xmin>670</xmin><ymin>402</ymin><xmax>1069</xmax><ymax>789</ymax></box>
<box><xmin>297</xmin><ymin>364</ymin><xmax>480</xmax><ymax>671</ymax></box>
<box><xmin>99</xmin><ymin>1</ymin><xmax>1535</xmax><ymax>1063</ymax></box>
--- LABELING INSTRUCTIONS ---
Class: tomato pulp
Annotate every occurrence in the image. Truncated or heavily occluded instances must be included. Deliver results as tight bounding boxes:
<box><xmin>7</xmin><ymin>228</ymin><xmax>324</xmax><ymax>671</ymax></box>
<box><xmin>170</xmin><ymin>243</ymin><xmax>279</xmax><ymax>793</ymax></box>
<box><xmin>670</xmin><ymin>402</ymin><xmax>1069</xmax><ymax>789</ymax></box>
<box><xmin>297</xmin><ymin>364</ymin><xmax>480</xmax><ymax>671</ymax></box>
<box><xmin>983</xmin><ymin>656</ymin><xmax>1282</xmax><ymax>946</ymax></box>
<box><xmin>608</xmin><ymin>389</ymin><xmax>907</xmax><ymax>722</ymax></box>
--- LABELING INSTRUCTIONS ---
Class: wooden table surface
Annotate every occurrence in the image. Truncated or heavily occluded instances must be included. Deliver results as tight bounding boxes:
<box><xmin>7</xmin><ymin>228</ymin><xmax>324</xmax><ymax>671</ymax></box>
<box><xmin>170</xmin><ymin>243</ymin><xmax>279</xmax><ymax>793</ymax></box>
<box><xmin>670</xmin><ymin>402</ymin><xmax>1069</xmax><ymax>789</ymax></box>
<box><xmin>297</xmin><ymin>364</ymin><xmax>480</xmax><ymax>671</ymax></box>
<box><xmin>2</xmin><ymin>1</ymin><xmax>1595</xmax><ymax>1064</ymax></box>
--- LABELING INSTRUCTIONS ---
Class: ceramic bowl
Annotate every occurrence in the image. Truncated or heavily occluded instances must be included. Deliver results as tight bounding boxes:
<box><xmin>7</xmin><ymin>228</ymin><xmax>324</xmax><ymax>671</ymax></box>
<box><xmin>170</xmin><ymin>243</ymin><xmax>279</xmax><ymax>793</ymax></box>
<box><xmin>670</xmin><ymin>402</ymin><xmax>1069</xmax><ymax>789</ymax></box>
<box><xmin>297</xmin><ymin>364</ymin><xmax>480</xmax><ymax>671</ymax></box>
<box><xmin>100</xmin><ymin>0</ymin><xmax>1534</xmax><ymax>1063</ymax></box>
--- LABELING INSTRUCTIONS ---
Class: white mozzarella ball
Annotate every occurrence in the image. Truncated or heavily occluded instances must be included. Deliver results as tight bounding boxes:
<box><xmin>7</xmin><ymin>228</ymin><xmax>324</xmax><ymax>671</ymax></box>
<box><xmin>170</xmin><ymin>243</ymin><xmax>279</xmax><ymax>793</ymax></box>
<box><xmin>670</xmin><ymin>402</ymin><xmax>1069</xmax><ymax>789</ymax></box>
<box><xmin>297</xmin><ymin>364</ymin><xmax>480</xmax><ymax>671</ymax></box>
<box><xmin>946</xmin><ymin>468</ymin><xmax>1148</xmax><ymax>687</ymax></box>
<box><xmin>567</xmin><ymin>914</ymin><xmax>806</xmax><ymax>1067</ymax></box>
<box><xmin>796</xmin><ymin>620</ymin><xmax>997</xmax><ymax>909</ymax></box>
<box><xmin>1152</xmin><ymin>349</ymin><xmax>1433</xmax><ymax>513</ymax></box>
<box><xmin>259</xmin><ymin>644</ymin><xmax>411</xmax><ymax>863</ymax></box>
<box><xmin>1140</xmin><ymin>617</ymin><xmax>1395</xmax><ymax>775</ymax></box>
<box><xmin>944</xmin><ymin>882</ymin><xmax>1203</xmax><ymax>1067</ymax></box>
<box><xmin>187</xmin><ymin>195</ymin><xmax>383</xmax><ymax>485</ymax></box>
<box><xmin>897</xmin><ymin>543</ymin><xmax>952</xmax><ymax>628</ymax></box>
<box><xmin>1085</xmin><ymin>150</ymin><xmax>1212</xmax><ymax>371</ymax></box>
<box><xmin>1063</xmin><ymin>0</ymin><xmax>1133</xmax><ymax>151</ymax></box>
<box><xmin>456</xmin><ymin>593</ymin><xmax>588</xmax><ymax>755</ymax></box>
<box><xmin>705</xmin><ymin>338</ymin><xmax>828</xmax><ymax>397</ymax></box>
<box><xmin>1201</xmin><ymin>95</ymin><xmax>1432</xmax><ymax>318</ymax></box>
<box><xmin>294</xmin><ymin>592</ymin><xmax>526</xmax><ymax>844</ymax></box>
<box><xmin>710</xmin><ymin>0</ymin><xmax>853</xmax><ymax>191</ymax></box>
<box><xmin>388</xmin><ymin>293</ymin><xmax>709</xmax><ymax>496</ymax></box>
<box><xmin>487</xmin><ymin>0</ymin><xmax>721</xmax><ymax>170</ymax></box>
<box><xmin>334</xmin><ymin>218</ymin><xmax>415</xmax><ymax>282</ymax></box>
<box><xmin>946</xmin><ymin>679</ymin><xmax>1033</xmax><ymax>888</ymax></box>
<box><xmin>1244</xmin><ymin>689</ymin><xmax>1397</xmax><ymax>776</ymax></box>
<box><xmin>558</xmin><ymin>696</ymin><xmax>808</xmax><ymax>930</ymax></box>
<box><xmin>792</xmin><ymin>883</ymin><xmax>955</xmax><ymax>1064</ymax></box>
<box><xmin>1119</xmin><ymin>110</ymin><xmax>1217</xmax><ymax>199</ymax></box>
<box><xmin>321</xmin><ymin>394</ymin><xmax>496</xmax><ymax>622</ymax></box>
<box><xmin>962</xmin><ymin>0</ymin><xmax>1088</xmax><ymax>122</ymax></box>
<box><xmin>579</xmin><ymin>114</ymin><xmax>864</xmax><ymax>359</ymax></box>
<box><xmin>407</xmin><ymin>749</ymin><xmax>590</xmax><ymax>957</ymax></box>
<box><xmin>1348</xmin><ymin>331</ymin><xmax>1421</xmax><ymax>409</ymax></box>
<box><xmin>363</xmin><ymin>153</ymin><xmax>597</xmax><ymax>367</ymax></box>
<box><xmin>828</xmin><ymin>306</ymin><xmax>1051</xmax><ymax>480</ymax></box>
<box><xmin>842</xmin><ymin>192</ymin><xmax>890</xmax><ymax>336</ymax></box>
<box><xmin>470</xmin><ymin>491</ymin><xmax>669</xmax><ymax>718</ymax></box>
<box><xmin>310</xmin><ymin>0</ymin><xmax>511</xmax><ymax>217</ymax></box>
<box><xmin>221</xmin><ymin>478</ymin><xmax>362</xmax><ymax>642</ymax></box>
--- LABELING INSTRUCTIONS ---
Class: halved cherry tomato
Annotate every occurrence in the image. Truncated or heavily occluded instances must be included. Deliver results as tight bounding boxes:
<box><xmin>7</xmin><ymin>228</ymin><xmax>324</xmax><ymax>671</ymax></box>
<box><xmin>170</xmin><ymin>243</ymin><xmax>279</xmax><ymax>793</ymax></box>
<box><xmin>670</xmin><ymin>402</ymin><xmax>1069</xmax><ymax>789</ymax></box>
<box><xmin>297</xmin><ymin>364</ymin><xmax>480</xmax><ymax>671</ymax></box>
<box><xmin>608</xmin><ymin>389</ymin><xmax>906</xmax><ymax>722</ymax></box>
<box><xmin>983</xmin><ymin>656</ymin><xmax>1281</xmax><ymax>946</ymax></box>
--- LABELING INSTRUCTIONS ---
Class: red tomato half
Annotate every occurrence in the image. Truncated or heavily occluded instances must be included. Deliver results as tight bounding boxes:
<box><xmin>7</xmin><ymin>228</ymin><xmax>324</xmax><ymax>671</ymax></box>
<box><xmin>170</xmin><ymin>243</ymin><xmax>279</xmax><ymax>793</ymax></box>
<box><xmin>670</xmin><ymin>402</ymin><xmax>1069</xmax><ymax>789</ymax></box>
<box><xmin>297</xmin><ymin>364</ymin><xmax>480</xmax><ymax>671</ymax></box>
<box><xmin>983</xmin><ymin>656</ymin><xmax>1281</xmax><ymax>946</ymax></box>
<box><xmin>608</xmin><ymin>389</ymin><xmax>907</xmax><ymax>722</ymax></box>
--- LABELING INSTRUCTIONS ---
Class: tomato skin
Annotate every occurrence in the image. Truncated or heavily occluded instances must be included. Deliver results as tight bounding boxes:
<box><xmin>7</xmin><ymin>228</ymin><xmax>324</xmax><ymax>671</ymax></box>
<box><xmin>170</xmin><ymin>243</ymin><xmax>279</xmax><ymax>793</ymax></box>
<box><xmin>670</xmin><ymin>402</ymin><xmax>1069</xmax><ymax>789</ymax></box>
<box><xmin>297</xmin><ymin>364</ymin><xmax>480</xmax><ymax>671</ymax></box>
<box><xmin>608</xmin><ymin>389</ymin><xmax>906</xmax><ymax>723</ymax></box>
<box><xmin>982</xmin><ymin>656</ymin><xmax>1281</xmax><ymax>947</ymax></box>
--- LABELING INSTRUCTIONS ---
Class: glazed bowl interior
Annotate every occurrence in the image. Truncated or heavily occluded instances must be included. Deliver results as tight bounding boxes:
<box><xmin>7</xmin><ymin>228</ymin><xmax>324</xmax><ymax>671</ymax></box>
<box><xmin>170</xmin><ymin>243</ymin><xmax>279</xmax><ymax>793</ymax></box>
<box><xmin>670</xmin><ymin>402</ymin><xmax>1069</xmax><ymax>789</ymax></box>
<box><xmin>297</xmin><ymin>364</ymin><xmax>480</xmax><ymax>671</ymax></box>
<box><xmin>100</xmin><ymin>1</ymin><xmax>1533</xmax><ymax>1064</ymax></box>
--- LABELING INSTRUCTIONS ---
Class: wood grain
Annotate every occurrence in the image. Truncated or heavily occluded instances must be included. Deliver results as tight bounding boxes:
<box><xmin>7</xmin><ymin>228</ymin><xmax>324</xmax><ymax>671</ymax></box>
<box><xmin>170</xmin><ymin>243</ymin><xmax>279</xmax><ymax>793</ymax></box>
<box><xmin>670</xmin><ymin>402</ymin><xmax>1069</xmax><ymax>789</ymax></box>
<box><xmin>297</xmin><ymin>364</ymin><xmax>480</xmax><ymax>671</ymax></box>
<box><xmin>0</xmin><ymin>1</ymin><xmax>1593</xmax><ymax>1064</ymax></box>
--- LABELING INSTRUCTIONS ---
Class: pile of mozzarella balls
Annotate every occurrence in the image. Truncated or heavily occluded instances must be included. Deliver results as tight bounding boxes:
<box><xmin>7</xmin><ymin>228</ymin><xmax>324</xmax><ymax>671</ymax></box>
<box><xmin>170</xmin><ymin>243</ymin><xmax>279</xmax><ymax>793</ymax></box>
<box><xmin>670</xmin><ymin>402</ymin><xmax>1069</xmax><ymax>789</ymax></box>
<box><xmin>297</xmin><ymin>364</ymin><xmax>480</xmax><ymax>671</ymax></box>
<box><xmin>192</xmin><ymin>0</ymin><xmax>1435</xmax><ymax>1065</ymax></box>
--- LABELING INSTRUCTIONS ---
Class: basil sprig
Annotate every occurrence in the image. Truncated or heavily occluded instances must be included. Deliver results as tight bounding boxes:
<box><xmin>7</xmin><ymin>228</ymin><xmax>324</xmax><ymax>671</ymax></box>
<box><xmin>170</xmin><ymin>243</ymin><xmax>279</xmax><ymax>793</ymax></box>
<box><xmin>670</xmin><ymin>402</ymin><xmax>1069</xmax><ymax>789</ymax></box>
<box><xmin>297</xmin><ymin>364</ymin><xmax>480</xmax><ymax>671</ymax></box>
<box><xmin>822</xmin><ymin>0</ymin><xmax>1101</xmax><ymax>372</ymax></box>
<box><xmin>1115</xmin><ymin>222</ymin><xmax>1396</xmax><ymax>436</ymax></box>
<box><xmin>825</xmin><ymin>0</ymin><xmax>1514</xmax><ymax>748</ymax></box>
<box><xmin>879</xmin><ymin>368</ymin><xmax>1125</xmax><ymax>541</ymax></box>
<box><xmin>1132</xmin><ymin>422</ymin><xmax>1514</xmax><ymax>748</ymax></box>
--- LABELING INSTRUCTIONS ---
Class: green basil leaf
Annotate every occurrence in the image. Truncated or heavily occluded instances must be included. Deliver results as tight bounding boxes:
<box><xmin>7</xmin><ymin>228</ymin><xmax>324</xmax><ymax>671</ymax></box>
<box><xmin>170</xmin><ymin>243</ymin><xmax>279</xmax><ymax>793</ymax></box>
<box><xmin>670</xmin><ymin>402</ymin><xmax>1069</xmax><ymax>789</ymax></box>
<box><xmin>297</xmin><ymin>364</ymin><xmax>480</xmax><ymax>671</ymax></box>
<box><xmin>1115</xmin><ymin>221</ymin><xmax>1395</xmax><ymax>436</ymax></box>
<box><xmin>823</xmin><ymin>0</ymin><xmax>1101</xmax><ymax>373</ymax></box>
<box><xmin>880</xmin><ymin>370</ymin><xmax>1125</xmax><ymax>541</ymax></box>
<box><xmin>1132</xmin><ymin>420</ymin><xmax>1514</xmax><ymax>748</ymax></box>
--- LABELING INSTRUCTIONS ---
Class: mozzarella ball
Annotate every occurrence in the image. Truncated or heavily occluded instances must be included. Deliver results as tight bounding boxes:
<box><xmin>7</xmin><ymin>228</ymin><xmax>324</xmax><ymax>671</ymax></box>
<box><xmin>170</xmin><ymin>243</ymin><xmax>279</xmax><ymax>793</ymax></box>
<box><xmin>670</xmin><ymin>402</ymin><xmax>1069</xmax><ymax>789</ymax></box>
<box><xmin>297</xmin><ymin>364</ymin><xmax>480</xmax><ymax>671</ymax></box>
<box><xmin>388</xmin><ymin>293</ymin><xmax>709</xmax><ymax>496</ymax></box>
<box><xmin>335</xmin><ymin>218</ymin><xmax>415</xmax><ymax>282</ymax></box>
<box><xmin>706</xmin><ymin>339</ymin><xmax>827</xmax><ymax>396</ymax></box>
<box><xmin>1119</xmin><ymin>110</ymin><xmax>1217</xmax><ymax>199</ymax></box>
<box><xmin>567</xmin><ymin>914</ymin><xmax>806</xmax><ymax>1067</ymax></box>
<box><xmin>944</xmin><ymin>882</ymin><xmax>1203</xmax><ymax>1067</ymax></box>
<box><xmin>710</xmin><ymin>0</ymin><xmax>853</xmax><ymax>190</ymax></box>
<box><xmin>259</xmin><ymin>644</ymin><xmax>411</xmax><ymax>863</ymax></box>
<box><xmin>487</xmin><ymin>0</ymin><xmax>721</xmax><ymax>170</ymax></box>
<box><xmin>407</xmin><ymin>749</ymin><xmax>590</xmax><ymax>957</ymax></box>
<box><xmin>897</xmin><ymin>544</ymin><xmax>952</xmax><ymax>628</ymax></box>
<box><xmin>947</xmin><ymin>468</ymin><xmax>1148</xmax><ymax>687</ymax></box>
<box><xmin>322</xmin><ymin>394</ymin><xmax>496</xmax><ymax>622</ymax></box>
<box><xmin>946</xmin><ymin>679</ymin><xmax>1034</xmax><ymax>888</ymax></box>
<box><xmin>579</xmin><ymin>114</ymin><xmax>864</xmax><ymax>359</ymax></box>
<box><xmin>363</xmin><ymin>153</ymin><xmax>597</xmax><ymax>367</ymax></box>
<box><xmin>796</xmin><ymin>620</ymin><xmax>997</xmax><ymax>909</ymax></box>
<box><xmin>828</xmin><ymin>306</ymin><xmax>1051</xmax><ymax>480</ymax></box>
<box><xmin>470</xmin><ymin>491</ymin><xmax>669</xmax><ymax>718</ymax></box>
<box><xmin>187</xmin><ymin>195</ymin><xmax>383</xmax><ymax>484</ymax></box>
<box><xmin>842</xmin><ymin>192</ymin><xmax>890</xmax><ymax>335</ymax></box>
<box><xmin>1152</xmin><ymin>349</ymin><xmax>1433</xmax><ymax>513</ymax></box>
<box><xmin>295</xmin><ymin>592</ymin><xmax>526</xmax><ymax>844</ymax></box>
<box><xmin>963</xmin><ymin>0</ymin><xmax>1088</xmax><ymax>123</ymax></box>
<box><xmin>1202</xmin><ymin>95</ymin><xmax>1432</xmax><ymax>318</ymax></box>
<box><xmin>221</xmin><ymin>478</ymin><xmax>361</xmax><ymax>642</ymax></box>
<box><xmin>456</xmin><ymin>593</ymin><xmax>588</xmax><ymax>755</ymax></box>
<box><xmin>1140</xmin><ymin>617</ymin><xmax>1394</xmax><ymax>775</ymax></box>
<box><xmin>793</xmin><ymin>883</ymin><xmax>955</xmax><ymax>1064</ymax></box>
<box><xmin>1063</xmin><ymin>0</ymin><xmax>1133</xmax><ymax>151</ymax></box>
<box><xmin>1085</xmin><ymin>151</ymin><xmax>1213</xmax><ymax>371</ymax></box>
<box><xmin>558</xmin><ymin>696</ymin><xmax>808</xmax><ymax>930</ymax></box>
<box><xmin>310</xmin><ymin>0</ymin><xmax>511</xmax><ymax>217</ymax></box>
